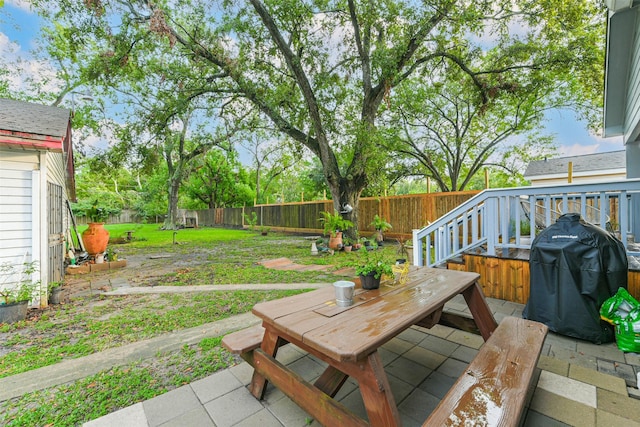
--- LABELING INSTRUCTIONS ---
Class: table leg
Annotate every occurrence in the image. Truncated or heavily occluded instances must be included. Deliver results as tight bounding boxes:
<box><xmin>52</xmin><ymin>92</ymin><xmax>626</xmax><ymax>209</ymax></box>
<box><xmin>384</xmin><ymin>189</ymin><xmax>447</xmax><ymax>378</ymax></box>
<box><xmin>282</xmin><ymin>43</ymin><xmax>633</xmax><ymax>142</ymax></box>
<box><xmin>414</xmin><ymin>307</ymin><xmax>443</xmax><ymax>329</ymax></box>
<box><xmin>354</xmin><ymin>351</ymin><xmax>401</xmax><ymax>427</ymax></box>
<box><xmin>249</xmin><ymin>328</ymin><xmax>283</xmax><ymax>399</ymax></box>
<box><xmin>252</xmin><ymin>349</ymin><xmax>368</xmax><ymax>427</ymax></box>
<box><xmin>314</xmin><ymin>366</ymin><xmax>349</xmax><ymax>397</ymax></box>
<box><xmin>463</xmin><ymin>281</ymin><xmax>498</xmax><ymax>341</ymax></box>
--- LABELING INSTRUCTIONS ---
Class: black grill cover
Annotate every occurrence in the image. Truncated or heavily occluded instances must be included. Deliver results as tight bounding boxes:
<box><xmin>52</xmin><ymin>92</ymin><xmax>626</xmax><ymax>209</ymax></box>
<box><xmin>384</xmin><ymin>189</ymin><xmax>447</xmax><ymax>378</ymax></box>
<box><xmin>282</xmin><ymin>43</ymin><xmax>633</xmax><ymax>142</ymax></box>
<box><xmin>523</xmin><ymin>213</ymin><xmax>628</xmax><ymax>343</ymax></box>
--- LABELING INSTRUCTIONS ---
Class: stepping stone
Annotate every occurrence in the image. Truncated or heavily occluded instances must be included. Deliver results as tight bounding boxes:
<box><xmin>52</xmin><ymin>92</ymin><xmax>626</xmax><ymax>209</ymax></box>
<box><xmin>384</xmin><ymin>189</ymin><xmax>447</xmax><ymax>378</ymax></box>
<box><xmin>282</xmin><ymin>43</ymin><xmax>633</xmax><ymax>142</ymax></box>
<box><xmin>258</xmin><ymin>258</ymin><xmax>295</xmax><ymax>269</ymax></box>
<box><xmin>297</xmin><ymin>264</ymin><xmax>332</xmax><ymax>272</ymax></box>
<box><xmin>332</xmin><ymin>267</ymin><xmax>356</xmax><ymax>277</ymax></box>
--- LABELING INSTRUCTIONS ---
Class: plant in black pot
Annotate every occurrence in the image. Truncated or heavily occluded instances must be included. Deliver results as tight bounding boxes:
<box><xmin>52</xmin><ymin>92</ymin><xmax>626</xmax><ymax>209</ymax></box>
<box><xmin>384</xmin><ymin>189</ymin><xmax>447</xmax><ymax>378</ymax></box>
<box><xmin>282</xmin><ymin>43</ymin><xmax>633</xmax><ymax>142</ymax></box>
<box><xmin>352</xmin><ymin>250</ymin><xmax>393</xmax><ymax>290</ymax></box>
<box><xmin>0</xmin><ymin>261</ymin><xmax>38</xmax><ymax>324</ymax></box>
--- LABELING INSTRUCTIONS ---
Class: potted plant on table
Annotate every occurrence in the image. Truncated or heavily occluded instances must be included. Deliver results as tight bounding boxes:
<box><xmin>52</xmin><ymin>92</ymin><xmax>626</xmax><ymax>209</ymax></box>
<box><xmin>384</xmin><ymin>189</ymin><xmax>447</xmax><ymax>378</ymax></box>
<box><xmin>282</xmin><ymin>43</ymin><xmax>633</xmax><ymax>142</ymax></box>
<box><xmin>83</xmin><ymin>200</ymin><xmax>110</xmax><ymax>257</ymax></box>
<box><xmin>319</xmin><ymin>211</ymin><xmax>354</xmax><ymax>250</ymax></box>
<box><xmin>352</xmin><ymin>250</ymin><xmax>393</xmax><ymax>290</ymax></box>
<box><xmin>371</xmin><ymin>215</ymin><xmax>392</xmax><ymax>246</ymax></box>
<box><xmin>0</xmin><ymin>261</ymin><xmax>38</xmax><ymax>324</ymax></box>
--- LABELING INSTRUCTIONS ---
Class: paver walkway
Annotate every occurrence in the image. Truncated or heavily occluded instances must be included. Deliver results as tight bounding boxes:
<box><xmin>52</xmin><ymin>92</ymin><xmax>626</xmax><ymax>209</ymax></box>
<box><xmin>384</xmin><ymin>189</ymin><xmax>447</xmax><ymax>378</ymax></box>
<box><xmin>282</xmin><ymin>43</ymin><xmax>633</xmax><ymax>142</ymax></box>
<box><xmin>81</xmin><ymin>294</ymin><xmax>640</xmax><ymax>427</ymax></box>
<box><xmin>3</xmin><ymin>259</ymin><xmax>639</xmax><ymax>426</ymax></box>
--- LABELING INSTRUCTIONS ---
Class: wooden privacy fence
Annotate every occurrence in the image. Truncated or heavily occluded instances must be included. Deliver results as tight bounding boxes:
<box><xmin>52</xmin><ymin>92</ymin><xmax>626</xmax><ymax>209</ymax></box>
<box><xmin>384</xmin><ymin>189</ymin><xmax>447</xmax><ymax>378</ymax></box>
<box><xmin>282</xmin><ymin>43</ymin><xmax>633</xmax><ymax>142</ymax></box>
<box><xmin>194</xmin><ymin>191</ymin><xmax>480</xmax><ymax>239</ymax></box>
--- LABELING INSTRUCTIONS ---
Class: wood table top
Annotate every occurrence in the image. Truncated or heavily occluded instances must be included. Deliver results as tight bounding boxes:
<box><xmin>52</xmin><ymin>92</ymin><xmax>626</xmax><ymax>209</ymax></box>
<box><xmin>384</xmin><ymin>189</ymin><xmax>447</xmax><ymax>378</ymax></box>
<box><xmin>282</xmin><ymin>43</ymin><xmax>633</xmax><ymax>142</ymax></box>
<box><xmin>252</xmin><ymin>267</ymin><xmax>480</xmax><ymax>362</ymax></box>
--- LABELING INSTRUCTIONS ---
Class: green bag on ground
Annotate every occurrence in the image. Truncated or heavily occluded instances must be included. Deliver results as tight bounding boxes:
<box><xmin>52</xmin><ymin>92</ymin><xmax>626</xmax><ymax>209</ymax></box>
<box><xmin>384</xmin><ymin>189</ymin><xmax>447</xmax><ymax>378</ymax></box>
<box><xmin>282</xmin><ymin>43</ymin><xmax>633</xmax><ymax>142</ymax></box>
<box><xmin>615</xmin><ymin>313</ymin><xmax>640</xmax><ymax>353</ymax></box>
<box><xmin>600</xmin><ymin>287</ymin><xmax>639</xmax><ymax>325</ymax></box>
<box><xmin>600</xmin><ymin>287</ymin><xmax>640</xmax><ymax>352</ymax></box>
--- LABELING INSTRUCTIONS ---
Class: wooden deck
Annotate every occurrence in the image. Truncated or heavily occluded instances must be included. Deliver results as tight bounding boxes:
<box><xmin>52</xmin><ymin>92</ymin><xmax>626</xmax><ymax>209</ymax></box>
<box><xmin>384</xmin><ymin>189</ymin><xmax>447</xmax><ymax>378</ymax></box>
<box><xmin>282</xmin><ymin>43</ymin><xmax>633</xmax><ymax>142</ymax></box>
<box><xmin>447</xmin><ymin>252</ymin><xmax>640</xmax><ymax>305</ymax></box>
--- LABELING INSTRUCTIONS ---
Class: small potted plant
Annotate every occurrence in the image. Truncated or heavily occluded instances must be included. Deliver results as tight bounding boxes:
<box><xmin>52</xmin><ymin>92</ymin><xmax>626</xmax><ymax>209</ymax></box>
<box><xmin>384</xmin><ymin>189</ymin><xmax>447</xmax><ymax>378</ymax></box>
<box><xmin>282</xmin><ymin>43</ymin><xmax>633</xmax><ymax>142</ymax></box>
<box><xmin>48</xmin><ymin>281</ymin><xmax>63</xmax><ymax>305</ymax></box>
<box><xmin>351</xmin><ymin>250</ymin><xmax>393</xmax><ymax>290</ymax></box>
<box><xmin>343</xmin><ymin>237</ymin><xmax>353</xmax><ymax>252</ymax></box>
<box><xmin>319</xmin><ymin>211</ymin><xmax>354</xmax><ymax>250</ymax></box>
<box><xmin>352</xmin><ymin>232</ymin><xmax>362</xmax><ymax>250</ymax></box>
<box><xmin>371</xmin><ymin>215</ymin><xmax>392</xmax><ymax>246</ymax></box>
<box><xmin>0</xmin><ymin>261</ymin><xmax>38</xmax><ymax>324</ymax></box>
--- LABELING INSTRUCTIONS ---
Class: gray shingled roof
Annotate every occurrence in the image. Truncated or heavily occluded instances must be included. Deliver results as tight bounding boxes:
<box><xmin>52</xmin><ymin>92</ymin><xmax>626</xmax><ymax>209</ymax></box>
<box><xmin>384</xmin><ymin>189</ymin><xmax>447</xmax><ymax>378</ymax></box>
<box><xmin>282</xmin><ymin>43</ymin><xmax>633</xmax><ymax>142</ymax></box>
<box><xmin>0</xmin><ymin>98</ymin><xmax>70</xmax><ymax>138</ymax></box>
<box><xmin>524</xmin><ymin>151</ymin><xmax>626</xmax><ymax>177</ymax></box>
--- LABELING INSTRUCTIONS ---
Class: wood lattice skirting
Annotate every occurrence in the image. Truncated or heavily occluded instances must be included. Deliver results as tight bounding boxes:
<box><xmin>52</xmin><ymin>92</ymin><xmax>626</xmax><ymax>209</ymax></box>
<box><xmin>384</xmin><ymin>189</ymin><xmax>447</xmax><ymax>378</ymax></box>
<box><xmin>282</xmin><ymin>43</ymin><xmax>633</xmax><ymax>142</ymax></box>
<box><xmin>447</xmin><ymin>253</ymin><xmax>640</xmax><ymax>305</ymax></box>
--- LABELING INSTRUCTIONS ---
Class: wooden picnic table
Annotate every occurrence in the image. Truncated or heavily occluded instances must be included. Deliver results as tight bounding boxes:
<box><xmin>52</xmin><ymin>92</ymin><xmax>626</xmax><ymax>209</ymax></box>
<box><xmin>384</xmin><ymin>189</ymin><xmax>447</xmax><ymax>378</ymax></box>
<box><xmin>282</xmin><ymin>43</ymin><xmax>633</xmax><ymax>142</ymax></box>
<box><xmin>248</xmin><ymin>267</ymin><xmax>499</xmax><ymax>427</ymax></box>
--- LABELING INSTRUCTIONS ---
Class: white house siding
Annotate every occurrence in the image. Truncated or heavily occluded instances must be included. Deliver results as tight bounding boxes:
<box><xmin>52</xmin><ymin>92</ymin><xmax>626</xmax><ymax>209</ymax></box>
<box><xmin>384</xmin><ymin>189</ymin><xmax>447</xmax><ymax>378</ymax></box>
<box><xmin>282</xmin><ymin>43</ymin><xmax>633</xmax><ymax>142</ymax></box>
<box><xmin>0</xmin><ymin>148</ymin><xmax>37</xmax><ymax>295</ymax></box>
<box><xmin>528</xmin><ymin>171</ymin><xmax>627</xmax><ymax>186</ymax></box>
<box><xmin>46</xmin><ymin>151</ymin><xmax>65</xmax><ymax>192</ymax></box>
<box><xmin>626</xmin><ymin>10</ymin><xmax>640</xmax><ymax>144</ymax></box>
<box><xmin>46</xmin><ymin>151</ymin><xmax>70</xmax><ymax>238</ymax></box>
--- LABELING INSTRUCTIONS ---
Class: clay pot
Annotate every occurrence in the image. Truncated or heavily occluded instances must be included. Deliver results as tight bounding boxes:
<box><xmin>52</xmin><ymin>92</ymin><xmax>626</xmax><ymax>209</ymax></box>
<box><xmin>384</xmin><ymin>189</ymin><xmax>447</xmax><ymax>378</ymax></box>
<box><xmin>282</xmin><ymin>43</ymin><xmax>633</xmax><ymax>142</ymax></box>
<box><xmin>82</xmin><ymin>223</ymin><xmax>110</xmax><ymax>256</ymax></box>
<box><xmin>328</xmin><ymin>231</ymin><xmax>343</xmax><ymax>250</ymax></box>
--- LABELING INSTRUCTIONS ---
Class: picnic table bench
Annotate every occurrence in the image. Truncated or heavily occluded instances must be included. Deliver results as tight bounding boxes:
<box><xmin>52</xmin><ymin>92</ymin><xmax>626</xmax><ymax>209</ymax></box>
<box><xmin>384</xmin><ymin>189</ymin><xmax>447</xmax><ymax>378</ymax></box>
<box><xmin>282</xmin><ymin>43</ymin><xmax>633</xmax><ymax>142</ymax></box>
<box><xmin>423</xmin><ymin>316</ymin><xmax>547</xmax><ymax>426</ymax></box>
<box><xmin>222</xmin><ymin>269</ymin><xmax>548</xmax><ymax>427</ymax></box>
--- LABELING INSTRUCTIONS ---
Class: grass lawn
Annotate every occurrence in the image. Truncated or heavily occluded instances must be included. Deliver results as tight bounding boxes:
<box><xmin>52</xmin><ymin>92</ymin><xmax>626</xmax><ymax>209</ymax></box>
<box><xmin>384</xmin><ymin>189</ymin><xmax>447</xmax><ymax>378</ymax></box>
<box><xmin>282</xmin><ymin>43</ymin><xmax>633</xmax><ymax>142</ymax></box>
<box><xmin>0</xmin><ymin>225</ymin><xmax>400</xmax><ymax>426</ymax></box>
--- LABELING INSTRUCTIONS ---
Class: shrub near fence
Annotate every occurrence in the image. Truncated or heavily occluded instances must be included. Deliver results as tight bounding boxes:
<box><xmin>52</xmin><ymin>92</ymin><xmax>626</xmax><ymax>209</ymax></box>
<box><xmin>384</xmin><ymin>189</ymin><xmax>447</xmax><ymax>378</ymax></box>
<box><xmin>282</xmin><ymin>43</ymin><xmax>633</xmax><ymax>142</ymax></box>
<box><xmin>76</xmin><ymin>209</ymin><xmax>145</xmax><ymax>225</ymax></box>
<box><xmin>195</xmin><ymin>191</ymin><xmax>480</xmax><ymax>239</ymax></box>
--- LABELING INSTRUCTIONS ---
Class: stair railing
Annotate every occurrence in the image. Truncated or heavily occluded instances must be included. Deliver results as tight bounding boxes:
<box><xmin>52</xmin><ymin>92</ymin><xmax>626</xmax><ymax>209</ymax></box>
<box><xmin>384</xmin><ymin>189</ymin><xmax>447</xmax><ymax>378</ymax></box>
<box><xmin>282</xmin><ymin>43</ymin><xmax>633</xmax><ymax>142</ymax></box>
<box><xmin>412</xmin><ymin>179</ymin><xmax>640</xmax><ymax>267</ymax></box>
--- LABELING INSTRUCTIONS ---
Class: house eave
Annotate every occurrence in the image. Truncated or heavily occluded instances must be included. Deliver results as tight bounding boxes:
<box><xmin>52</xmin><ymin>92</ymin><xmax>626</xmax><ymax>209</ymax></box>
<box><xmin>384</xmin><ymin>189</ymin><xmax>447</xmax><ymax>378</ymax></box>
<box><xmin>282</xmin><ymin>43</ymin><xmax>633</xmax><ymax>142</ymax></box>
<box><xmin>603</xmin><ymin>7</ymin><xmax>638</xmax><ymax>140</ymax></box>
<box><xmin>0</xmin><ymin>128</ymin><xmax>66</xmax><ymax>151</ymax></box>
<box><xmin>525</xmin><ymin>168</ymin><xmax>627</xmax><ymax>181</ymax></box>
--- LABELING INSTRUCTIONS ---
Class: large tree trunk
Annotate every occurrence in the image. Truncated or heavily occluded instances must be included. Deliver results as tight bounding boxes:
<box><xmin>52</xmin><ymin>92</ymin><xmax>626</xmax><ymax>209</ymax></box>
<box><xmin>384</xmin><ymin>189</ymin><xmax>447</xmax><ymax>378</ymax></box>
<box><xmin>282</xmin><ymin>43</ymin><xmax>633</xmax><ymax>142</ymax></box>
<box><xmin>327</xmin><ymin>172</ymin><xmax>367</xmax><ymax>241</ymax></box>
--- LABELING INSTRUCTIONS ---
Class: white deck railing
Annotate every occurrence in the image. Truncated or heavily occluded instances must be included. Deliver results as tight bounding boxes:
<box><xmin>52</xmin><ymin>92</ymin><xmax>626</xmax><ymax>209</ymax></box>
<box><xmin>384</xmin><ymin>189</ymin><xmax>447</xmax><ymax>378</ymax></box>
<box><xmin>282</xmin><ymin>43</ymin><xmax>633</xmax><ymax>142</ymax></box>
<box><xmin>412</xmin><ymin>179</ymin><xmax>640</xmax><ymax>267</ymax></box>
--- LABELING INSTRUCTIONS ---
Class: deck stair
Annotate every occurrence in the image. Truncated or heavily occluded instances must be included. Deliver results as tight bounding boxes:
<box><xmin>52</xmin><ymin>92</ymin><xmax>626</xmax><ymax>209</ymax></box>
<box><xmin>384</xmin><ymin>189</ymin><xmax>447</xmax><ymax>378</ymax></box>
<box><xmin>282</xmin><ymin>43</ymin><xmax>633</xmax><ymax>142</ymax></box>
<box><xmin>413</xmin><ymin>179</ymin><xmax>640</xmax><ymax>267</ymax></box>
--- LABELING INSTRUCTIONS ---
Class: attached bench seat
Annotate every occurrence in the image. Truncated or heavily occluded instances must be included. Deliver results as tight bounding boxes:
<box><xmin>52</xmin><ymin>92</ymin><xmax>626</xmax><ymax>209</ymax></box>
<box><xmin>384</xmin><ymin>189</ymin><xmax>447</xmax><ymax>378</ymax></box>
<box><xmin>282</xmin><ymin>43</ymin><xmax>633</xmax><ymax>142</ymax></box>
<box><xmin>221</xmin><ymin>325</ymin><xmax>265</xmax><ymax>363</ymax></box>
<box><xmin>423</xmin><ymin>316</ymin><xmax>548</xmax><ymax>427</ymax></box>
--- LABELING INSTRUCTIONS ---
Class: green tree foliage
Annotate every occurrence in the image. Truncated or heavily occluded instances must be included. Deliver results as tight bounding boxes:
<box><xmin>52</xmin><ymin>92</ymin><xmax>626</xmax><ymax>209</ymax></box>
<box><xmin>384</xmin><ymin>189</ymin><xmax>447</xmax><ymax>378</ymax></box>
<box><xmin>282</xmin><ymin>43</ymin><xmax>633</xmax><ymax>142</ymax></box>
<box><xmin>184</xmin><ymin>149</ymin><xmax>254</xmax><ymax>208</ymax></box>
<box><xmin>72</xmin><ymin>154</ymin><xmax>126</xmax><ymax>218</ymax></box>
<box><xmin>30</xmin><ymin>0</ymin><xmax>606</xmax><ymax>233</ymax></box>
<box><xmin>381</xmin><ymin>38</ymin><xmax>575</xmax><ymax>191</ymax></box>
<box><xmin>134</xmin><ymin>166</ymin><xmax>169</xmax><ymax>223</ymax></box>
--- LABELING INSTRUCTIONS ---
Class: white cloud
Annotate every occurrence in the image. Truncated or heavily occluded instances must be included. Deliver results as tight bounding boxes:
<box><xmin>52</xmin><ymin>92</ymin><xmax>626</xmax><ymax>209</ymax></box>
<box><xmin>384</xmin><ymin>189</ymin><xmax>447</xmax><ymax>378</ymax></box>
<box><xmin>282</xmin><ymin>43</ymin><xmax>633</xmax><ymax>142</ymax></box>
<box><xmin>1</xmin><ymin>22</ymin><xmax>62</xmax><ymax>96</ymax></box>
<box><xmin>83</xmin><ymin>133</ymin><xmax>110</xmax><ymax>153</ymax></box>
<box><xmin>6</xmin><ymin>0</ymin><xmax>33</xmax><ymax>12</ymax></box>
<box><xmin>559</xmin><ymin>143</ymin><xmax>599</xmax><ymax>157</ymax></box>
<box><xmin>559</xmin><ymin>134</ymin><xmax>624</xmax><ymax>157</ymax></box>
<box><xmin>0</xmin><ymin>31</ymin><xmax>21</xmax><ymax>55</ymax></box>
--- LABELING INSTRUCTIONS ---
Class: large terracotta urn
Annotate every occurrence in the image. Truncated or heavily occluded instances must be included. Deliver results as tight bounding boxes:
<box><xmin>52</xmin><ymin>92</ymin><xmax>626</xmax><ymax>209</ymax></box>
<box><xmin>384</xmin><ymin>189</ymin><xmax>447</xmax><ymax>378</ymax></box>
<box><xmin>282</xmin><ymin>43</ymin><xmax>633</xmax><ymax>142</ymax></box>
<box><xmin>82</xmin><ymin>223</ymin><xmax>110</xmax><ymax>256</ymax></box>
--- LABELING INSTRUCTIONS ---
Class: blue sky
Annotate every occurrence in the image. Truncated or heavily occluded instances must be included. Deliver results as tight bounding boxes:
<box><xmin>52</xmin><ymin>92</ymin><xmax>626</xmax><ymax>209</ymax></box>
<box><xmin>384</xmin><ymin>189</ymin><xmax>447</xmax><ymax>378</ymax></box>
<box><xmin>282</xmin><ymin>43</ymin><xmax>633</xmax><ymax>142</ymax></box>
<box><xmin>0</xmin><ymin>0</ymin><xmax>625</xmax><ymax>158</ymax></box>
